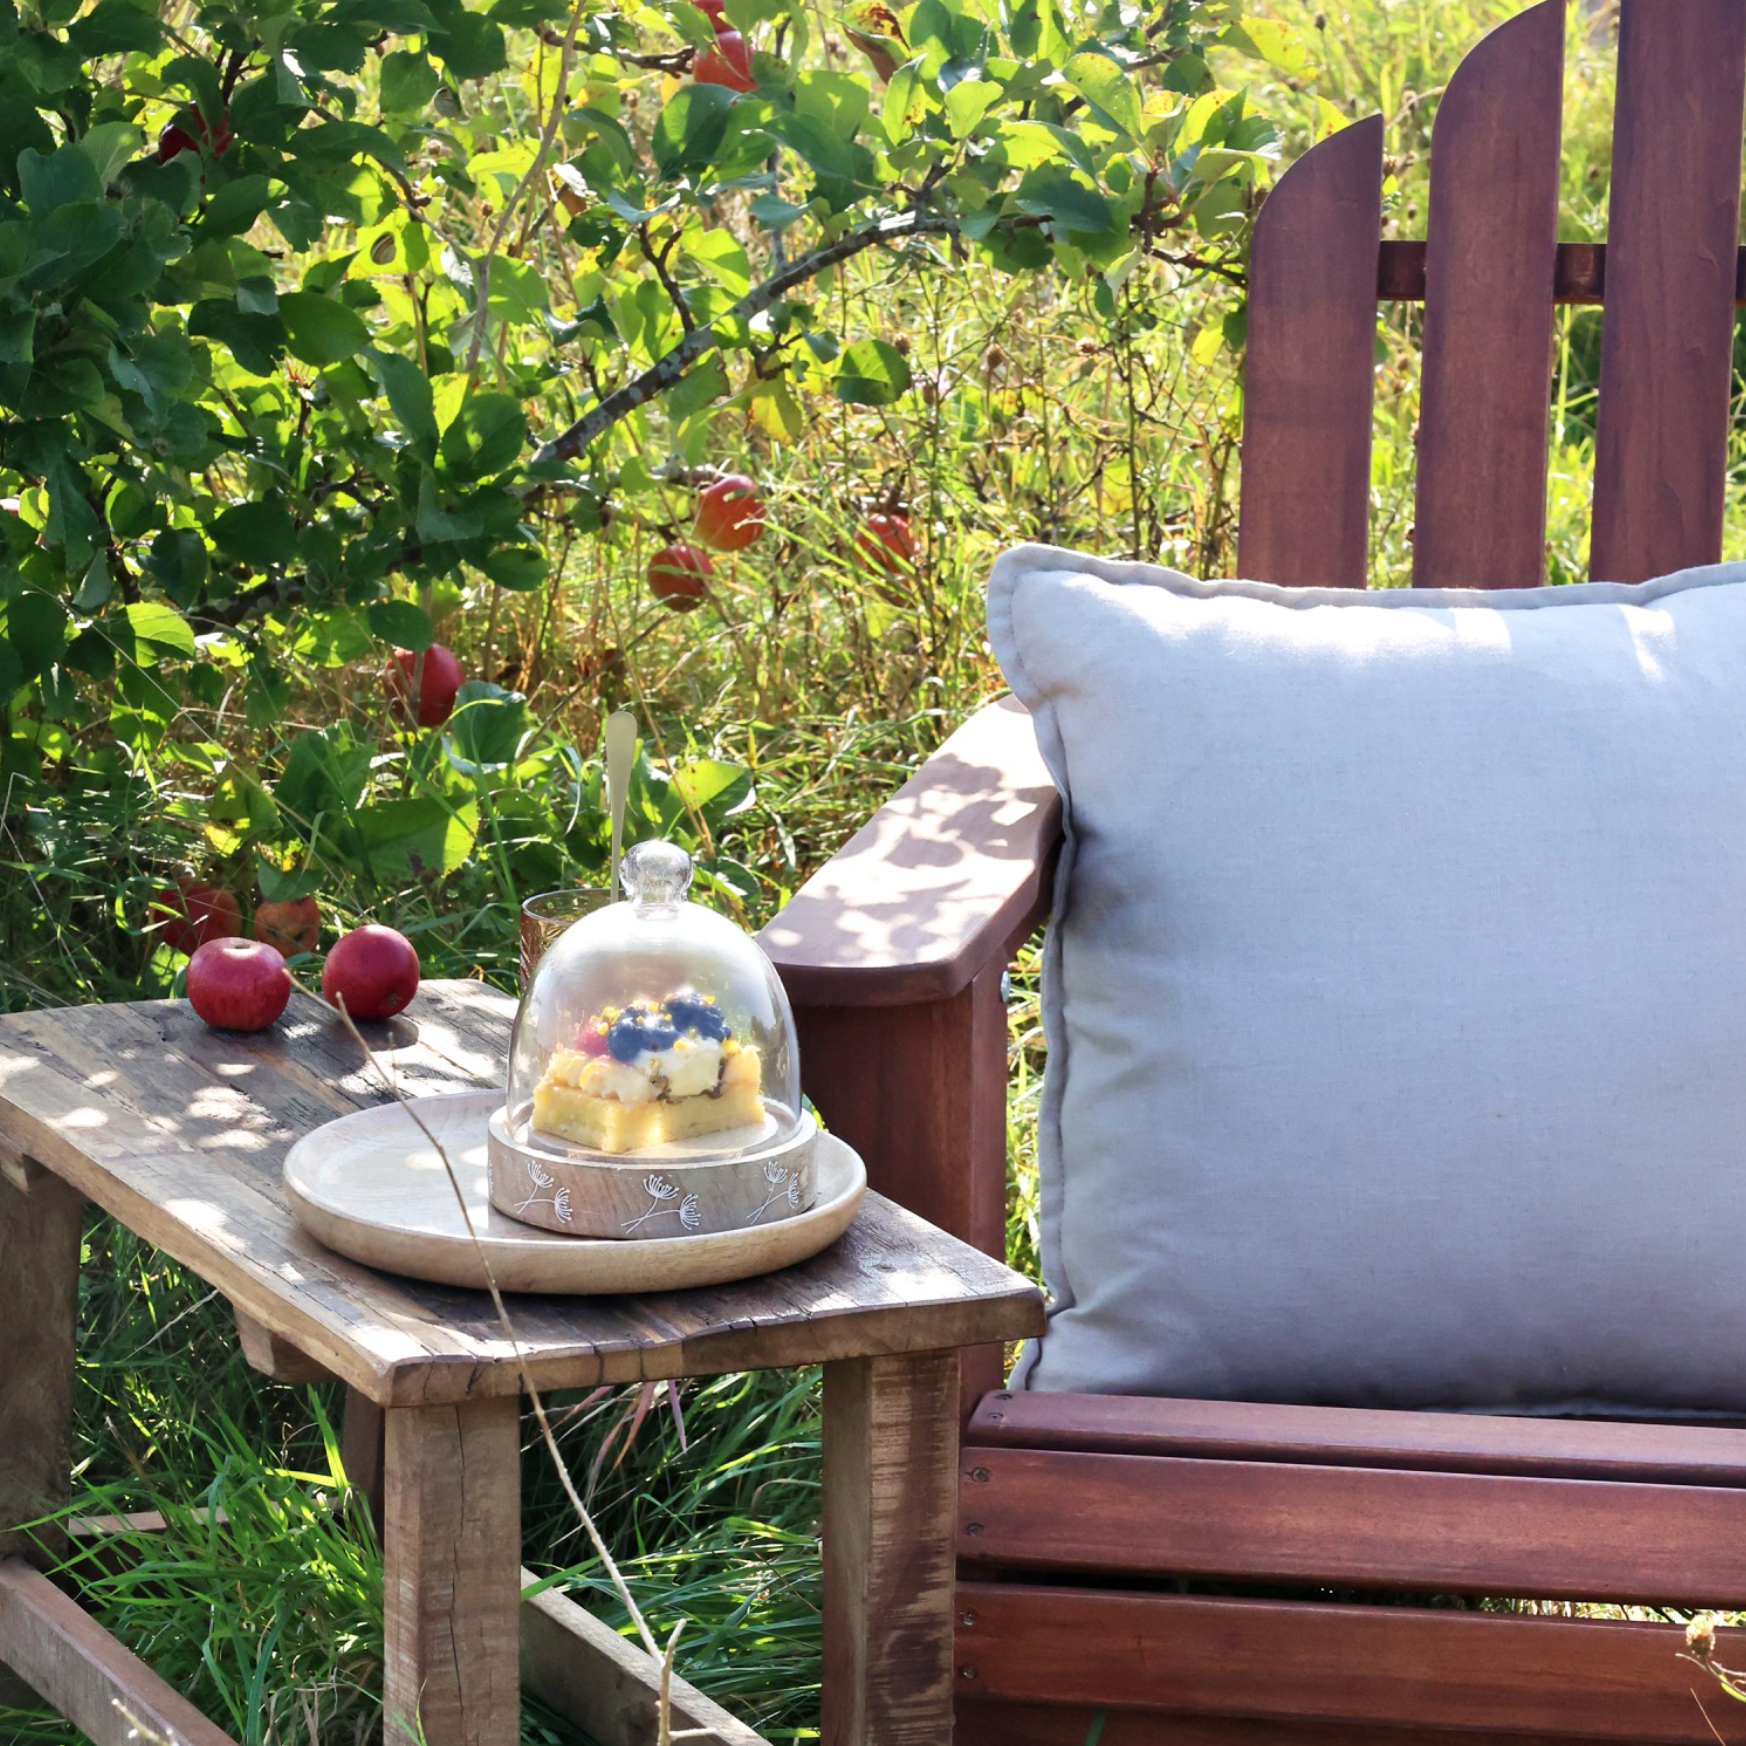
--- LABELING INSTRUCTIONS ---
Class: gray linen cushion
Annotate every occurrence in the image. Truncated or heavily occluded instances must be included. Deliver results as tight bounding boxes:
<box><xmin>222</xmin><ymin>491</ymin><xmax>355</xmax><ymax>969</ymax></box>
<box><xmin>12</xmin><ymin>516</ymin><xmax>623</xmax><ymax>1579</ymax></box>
<box><xmin>988</xmin><ymin>542</ymin><xmax>1746</xmax><ymax>1413</ymax></box>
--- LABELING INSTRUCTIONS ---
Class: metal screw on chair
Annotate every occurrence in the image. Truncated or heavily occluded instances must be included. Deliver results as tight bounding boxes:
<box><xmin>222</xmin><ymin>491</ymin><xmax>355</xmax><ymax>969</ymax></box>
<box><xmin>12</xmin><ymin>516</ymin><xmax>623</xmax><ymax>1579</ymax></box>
<box><xmin>964</xmin><ymin>1521</ymin><xmax>984</xmax><ymax>1536</ymax></box>
<box><xmin>959</xmin><ymin>1610</ymin><xmax>978</xmax><ymax>1627</ymax></box>
<box><xmin>960</xmin><ymin>1665</ymin><xmax>979</xmax><ymax>1681</ymax></box>
<box><xmin>985</xmin><ymin>1411</ymin><xmax>1005</xmax><ymax>1422</ymax></box>
<box><xmin>967</xmin><ymin>1465</ymin><xmax>990</xmax><ymax>1483</ymax></box>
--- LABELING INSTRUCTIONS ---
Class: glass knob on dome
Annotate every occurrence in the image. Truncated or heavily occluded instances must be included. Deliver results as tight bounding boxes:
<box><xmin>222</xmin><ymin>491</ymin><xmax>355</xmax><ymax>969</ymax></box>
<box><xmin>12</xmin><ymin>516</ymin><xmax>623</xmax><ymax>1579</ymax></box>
<box><xmin>622</xmin><ymin>838</ymin><xmax>693</xmax><ymax>905</ymax></box>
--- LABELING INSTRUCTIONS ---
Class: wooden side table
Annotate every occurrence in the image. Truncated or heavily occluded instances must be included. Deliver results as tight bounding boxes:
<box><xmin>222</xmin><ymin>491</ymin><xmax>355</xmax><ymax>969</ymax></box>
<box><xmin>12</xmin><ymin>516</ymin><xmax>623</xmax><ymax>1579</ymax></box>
<box><xmin>0</xmin><ymin>982</ymin><xmax>1042</xmax><ymax>1746</ymax></box>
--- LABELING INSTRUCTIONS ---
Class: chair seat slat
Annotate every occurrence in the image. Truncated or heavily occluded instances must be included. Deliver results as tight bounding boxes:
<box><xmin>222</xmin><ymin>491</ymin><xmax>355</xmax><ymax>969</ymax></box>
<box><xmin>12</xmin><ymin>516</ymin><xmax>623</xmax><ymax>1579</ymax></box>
<box><xmin>956</xmin><ymin>1585</ymin><xmax>1735</xmax><ymax>1743</ymax></box>
<box><xmin>1413</xmin><ymin>0</ymin><xmax>1563</xmax><ymax>587</ymax></box>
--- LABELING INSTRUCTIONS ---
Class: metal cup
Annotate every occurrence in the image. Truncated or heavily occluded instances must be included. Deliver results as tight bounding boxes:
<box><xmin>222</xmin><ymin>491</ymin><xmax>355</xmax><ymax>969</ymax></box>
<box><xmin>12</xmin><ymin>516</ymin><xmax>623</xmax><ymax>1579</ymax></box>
<box><xmin>519</xmin><ymin>886</ymin><xmax>612</xmax><ymax>988</ymax></box>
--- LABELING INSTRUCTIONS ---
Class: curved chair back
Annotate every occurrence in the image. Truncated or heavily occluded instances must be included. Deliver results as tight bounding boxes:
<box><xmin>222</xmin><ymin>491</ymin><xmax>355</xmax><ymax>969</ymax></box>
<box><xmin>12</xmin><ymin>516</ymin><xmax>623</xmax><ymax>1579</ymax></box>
<box><xmin>1237</xmin><ymin>0</ymin><xmax>1746</xmax><ymax>590</ymax></box>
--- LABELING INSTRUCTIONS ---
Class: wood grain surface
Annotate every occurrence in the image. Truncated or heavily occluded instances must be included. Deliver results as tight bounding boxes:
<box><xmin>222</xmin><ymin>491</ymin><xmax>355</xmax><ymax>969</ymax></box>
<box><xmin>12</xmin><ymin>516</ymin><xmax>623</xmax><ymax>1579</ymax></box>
<box><xmin>822</xmin><ymin>1351</ymin><xmax>961</xmax><ymax>1746</ymax></box>
<box><xmin>956</xmin><ymin>1445</ymin><xmax>1746</xmax><ymax>1604</ymax></box>
<box><xmin>0</xmin><ymin>1558</ymin><xmax>241</xmax><ymax>1746</ymax></box>
<box><xmin>0</xmin><ymin>1158</ymin><xmax>81</xmax><ymax>1566</ymax></box>
<box><xmin>965</xmin><ymin>1388</ymin><xmax>1746</xmax><ymax>1486</ymax></box>
<box><xmin>0</xmin><ymin>984</ymin><xmax>1041</xmax><ymax>1407</ymax></box>
<box><xmin>793</xmin><ymin>961</ymin><xmax>1014</xmax><ymax>1419</ymax></box>
<box><xmin>759</xmin><ymin>696</ymin><xmax>1059</xmax><ymax>1008</ymax></box>
<box><xmin>1412</xmin><ymin>0</ymin><xmax>1562</xmax><ymax>587</ymax></box>
<box><xmin>384</xmin><ymin>1397</ymin><xmax>522</xmax><ymax>1746</ymax></box>
<box><xmin>1237</xmin><ymin>113</ymin><xmax>1383</xmax><ymax>587</ymax></box>
<box><xmin>520</xmin><ymin>1570</ymin><xmax>768</xmax><ymax>1746</ymax></box>
<box><xmin>956</xmin><ymin>1709</ymin><xmax>1679</xmax><ymax>1746</ymax></box>
<box><xmin>954</xmin><ymin>1583</ymin><xmax>1737</xmax><ymax>1742</ymax></box>
<box><xmin>1590</xmin><ymin>0</ymin><xmax>1746</xmax><ymax>582</ymax></box>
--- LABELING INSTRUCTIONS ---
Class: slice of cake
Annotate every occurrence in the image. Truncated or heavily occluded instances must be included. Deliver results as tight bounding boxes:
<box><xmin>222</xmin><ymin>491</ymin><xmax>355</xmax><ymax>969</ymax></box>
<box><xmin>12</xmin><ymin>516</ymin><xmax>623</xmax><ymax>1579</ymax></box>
<box><xmin>530</xmin><ymin>990</ymin><xmax>764</xmax><ymax>1155</ymax></box>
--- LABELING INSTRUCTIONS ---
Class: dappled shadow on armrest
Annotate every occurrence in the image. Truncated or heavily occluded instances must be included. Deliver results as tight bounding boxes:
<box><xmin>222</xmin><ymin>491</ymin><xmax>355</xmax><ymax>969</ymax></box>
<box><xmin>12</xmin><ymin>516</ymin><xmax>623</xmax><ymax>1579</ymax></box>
<box><xmin>757</xmin><ymin>695</ymin><xmax>1062</xmax><ymax>1008</ymax></box>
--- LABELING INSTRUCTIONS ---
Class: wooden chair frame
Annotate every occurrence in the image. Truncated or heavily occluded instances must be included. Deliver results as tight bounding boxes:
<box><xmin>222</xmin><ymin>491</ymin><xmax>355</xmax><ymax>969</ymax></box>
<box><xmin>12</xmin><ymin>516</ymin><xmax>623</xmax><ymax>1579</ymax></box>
<box><xmin>759</xmin><ymin>3</ymin><xmax>1746</xmax><ymax>1739</ymax></box>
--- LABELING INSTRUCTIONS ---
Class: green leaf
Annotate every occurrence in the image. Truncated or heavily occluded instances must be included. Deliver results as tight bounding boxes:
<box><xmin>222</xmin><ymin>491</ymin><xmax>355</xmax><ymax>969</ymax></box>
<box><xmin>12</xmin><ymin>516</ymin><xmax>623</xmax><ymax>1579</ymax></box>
<box><xmin>944</xmin><ymin>77</ymin><xmax>998</xmax><ymax>139</ymax></box>
<box><xmin>881</xmin><ymin>61</ymin><xmax>927</xmax><ymax>135</ymax></box>
<box><xmin>202</xmin><ymin>175</ymin><xmax>275</xmax><ymax>239</ymax></box>
<box><xmin>1222</xmin><ymin>16</ymin><xmax>1312</xmax><ymax>78</ymax></box>
<box><xmin>652</xmin><ymin>84</ymin><xmax>736</xmax><ymax>180</ymax></box>
<box><xmin>17</xmin><ymin>142</ymin><xmax>102</xmax><ymax>213</ymax></box>
<box><xmin>68</xmin><ymin>1</ymin><xmax>161</xmax><ymax>56</ymax></box>
<box><xmin>277</xmin><ymin>723</ymin><xmax>372</xmax><ymax>822</ymax></box>
<box><xmin>380</xmin><ymin>50</ymin><xmax>441</xmax><ymax>111</ymax></box>
<box><xmin>479</xmin><ymin>544</ymin><xmax>547</xmax><ymax>590</ymax></box>
<box><xmin>1013</xmin><ymin>165</ymin><xmax>1118</xmax><ymax>237</ymax></box>
<box><xmin>366</xmin><ymin>600</ymin><xmax>434</xmax><ymax>650</ymax></box>
<box><xmin>439</xmin><ymin>392</ymin><xmax>525</xmax><ymax>481</ymax></box>
<box><xmin>115</xmin><ymin>601</ymin><xmax>196</xmax><ymax>661</ymax></box>
<box><xmin>749</xmin><ymin>192</ymin><xmax>809</xmax><ymax>231</ymax></box>
<box><xmin>671</xmin><ymin>755</ymin><xmax>752</xmax><ymax>819</ymax></box>
<box><xmin>351</xmin><ymin>795</ymin><xmax>478</xmax><ymax>877</ymax></box>
<box><xmin>279</xmin><ymin>291</ymin><xmax>370</xmax><ymax>366</ymax></box>
<box><xmin>214</xmin><ymin>499</ymin><xmax>297</xmax><ymax>565</ymax></box>
<box><xmin>189</xmin><ymin>299</ymin><xmax>284</xmax><ymax>376</ymax></box>
<box><xmin>8</xmin><ymin>592</ymin><xmax>67</xmax><ymax>676</ymax></box>
<box><xmin>369</xmin><ymin>350</ymin><xmax>439</xmax><ymax>459</ymax></box>
<box><xmin>444</xmin><ymin>680</ymin><xmax>531</xmax><ymax>771</ymax></box>
<box><xmin>1063</xmin><ymin>51</ymin><xmax>1142</xmax><ymax>142</ymax></box>
<box><xmin>148</xmin><ymin>529</ymin><xmax>209</xmax><ymax>608</ymax></box>
<box><xmin>834</xmin><ymin>338</ymin><xmax>912</xmax><ymax>406</ymax></box>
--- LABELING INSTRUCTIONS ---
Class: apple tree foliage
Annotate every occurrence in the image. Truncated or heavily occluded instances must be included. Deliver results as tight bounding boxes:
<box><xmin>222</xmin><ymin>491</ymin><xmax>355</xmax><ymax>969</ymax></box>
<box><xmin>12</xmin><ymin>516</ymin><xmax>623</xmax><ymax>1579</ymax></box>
<box><xmin>0</xmin><ymin>0</ymin><xmax>1302</xmax><ymax>933</ymax></box>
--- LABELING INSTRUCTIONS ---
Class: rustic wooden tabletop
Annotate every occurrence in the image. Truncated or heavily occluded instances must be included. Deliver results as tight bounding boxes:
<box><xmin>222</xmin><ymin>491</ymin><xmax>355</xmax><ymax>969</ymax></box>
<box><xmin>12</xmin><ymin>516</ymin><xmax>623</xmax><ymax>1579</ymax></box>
<box><xmin>0</xmin><ymin>980</ymin><xmax>1042</xmax><ymax>1406</ymax></box>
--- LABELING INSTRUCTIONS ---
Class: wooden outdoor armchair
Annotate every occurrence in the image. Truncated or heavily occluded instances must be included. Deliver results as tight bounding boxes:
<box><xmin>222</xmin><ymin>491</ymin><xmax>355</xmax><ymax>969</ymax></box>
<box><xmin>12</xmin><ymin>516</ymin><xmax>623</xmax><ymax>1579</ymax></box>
<box><xmin>759</xmin><ymin>3</ymin><xmax>1746</xmax><ymax>1740</ymax></box>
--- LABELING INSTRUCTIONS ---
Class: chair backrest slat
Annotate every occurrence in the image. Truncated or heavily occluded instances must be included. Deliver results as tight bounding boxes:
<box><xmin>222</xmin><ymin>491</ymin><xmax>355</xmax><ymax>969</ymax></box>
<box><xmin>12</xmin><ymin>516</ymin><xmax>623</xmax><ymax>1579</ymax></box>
<box><xmin>1412</xmin><ymin>1</ymin><xmax>1563</xmax><ymax>589</ymax></box>
<box><xmin>1236</xmin><ymin>114</ymin><xmax>1383</xmax><ymax>589</ymax></box>
<box><xmin>1589</xmin><ymin>0</ymin><xmax>1746</xmax><ymax>584</ymax></box>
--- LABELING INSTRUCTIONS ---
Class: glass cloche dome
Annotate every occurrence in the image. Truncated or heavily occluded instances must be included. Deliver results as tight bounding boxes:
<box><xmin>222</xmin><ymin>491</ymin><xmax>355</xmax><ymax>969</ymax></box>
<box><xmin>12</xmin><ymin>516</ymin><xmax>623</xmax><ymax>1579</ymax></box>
<box><xmin>488</xmin><ymin>840</ymin><xmax>815</xmax><ymax>1238</ymax></box>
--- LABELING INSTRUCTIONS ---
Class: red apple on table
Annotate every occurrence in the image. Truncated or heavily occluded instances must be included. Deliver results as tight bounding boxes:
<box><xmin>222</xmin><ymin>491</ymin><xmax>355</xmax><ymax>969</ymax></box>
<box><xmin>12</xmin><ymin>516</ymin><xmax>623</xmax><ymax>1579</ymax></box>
<box><xmin>696</xmin><ymin>27</ymin><xmax>755</xmax><ymax>90</ymax></box>
<box><xmin>186</xmin><ymin>939</ymin><xmax>293</xmax><ymax>1032</ymax></box>
<box><xmin>322</xmin><ymin>925</ymin><xmax>421</xmax><ymax>1022</ymax></box>
<box><xmin>255</xmin><ymin>895</ymin><xmax>321</xmax><ymax>956</ymax></box>
<box><xmin>694</xmin><ymin>474</ymin><xmax>765</xmax><ymax>551</ymax></box>
<box><xmin>151</xmin><ymin>881</ymin><xmax>243</xmax><ymax>956</ymax></box>
<box><xmin>648</xmin><ymin>541</ymin><xmax>714</xmax><ymax>612</ymax></box>
<box><xmin>386</xmin><ymin>643</ymin><xmax>465</xmax><ymax>729</ymax></box>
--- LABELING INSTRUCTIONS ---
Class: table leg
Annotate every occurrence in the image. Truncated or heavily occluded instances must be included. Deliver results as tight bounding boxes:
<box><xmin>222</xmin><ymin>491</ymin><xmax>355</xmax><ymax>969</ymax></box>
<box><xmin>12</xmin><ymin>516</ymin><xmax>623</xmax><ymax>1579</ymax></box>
<box><xmin>821</xmin><ymin>1349</ymin><xmax>962</xmax><ymax>1746</ymax></box>
<box><xmin>382</xmin><ymin>1396</ymin><xmax>522</xmax><ymax>1746</ymax></box>
<box><xmin>0</xmin><ymin>1156</ymin><xmax>82</xmax><ymax>1707</ymax></box>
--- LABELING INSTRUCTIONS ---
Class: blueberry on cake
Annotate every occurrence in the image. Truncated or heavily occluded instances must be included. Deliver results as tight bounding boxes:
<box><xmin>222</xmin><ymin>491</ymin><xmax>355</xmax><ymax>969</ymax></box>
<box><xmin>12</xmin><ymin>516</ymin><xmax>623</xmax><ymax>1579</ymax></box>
<box><xmin>530</xmin><ymin>990</ymin><xmax>764</xmax><ymax>1154</ymax></box>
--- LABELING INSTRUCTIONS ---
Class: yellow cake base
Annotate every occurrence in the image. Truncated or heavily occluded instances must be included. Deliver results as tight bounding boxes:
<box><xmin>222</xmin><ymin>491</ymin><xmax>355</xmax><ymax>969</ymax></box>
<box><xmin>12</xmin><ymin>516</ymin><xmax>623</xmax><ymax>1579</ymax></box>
<box><xmin>530</xmin><ymin>1078</ymin><xmax>766</xmax><ymax>1154</ymax></box>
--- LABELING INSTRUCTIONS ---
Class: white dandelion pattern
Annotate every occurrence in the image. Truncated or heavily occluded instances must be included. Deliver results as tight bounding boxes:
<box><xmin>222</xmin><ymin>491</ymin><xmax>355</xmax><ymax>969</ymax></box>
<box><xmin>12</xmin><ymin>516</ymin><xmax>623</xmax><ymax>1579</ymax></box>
<box><xmin>745</xmin><ymin>1161</ymin><xmax>804</xmax><ymax>1225</ymax></box>
<box><xmin>514</xmin><ymin>1159</ymin><xmax>575</xmax><ymax>1225</ymax></box>
<box><xmin>623</xmin><ymin>1173</ymin><xmax>704</xmax><ymax>1234</ymax></box>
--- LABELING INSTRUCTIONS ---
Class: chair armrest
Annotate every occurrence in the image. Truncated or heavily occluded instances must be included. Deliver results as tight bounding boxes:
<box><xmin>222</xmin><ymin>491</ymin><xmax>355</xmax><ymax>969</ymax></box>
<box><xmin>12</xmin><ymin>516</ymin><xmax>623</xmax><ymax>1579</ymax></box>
<box><xmin>758</xmin><ymin>695</ymin><xmax>1062</xmax><ymax>1008</ymax></box>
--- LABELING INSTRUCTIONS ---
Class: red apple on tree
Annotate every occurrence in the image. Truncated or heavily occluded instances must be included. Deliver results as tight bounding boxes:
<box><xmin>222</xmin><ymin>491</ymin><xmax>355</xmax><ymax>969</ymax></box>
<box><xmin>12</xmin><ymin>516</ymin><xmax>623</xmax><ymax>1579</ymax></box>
<box><xmin>255</xmin><ymin>895</ymin><xmax>321</xmax><ymax>956</ymax></box>
<box><xmin>186</xmin><ymin>939</ymin><xmax>293</xmax><ymax>1032</ymax></box>
<box><xmin>855</xmin><ymin>511</ymin><xmax>918</xmax><ymax>580</ymax></box>
<box><xmin>648</xmin><ymin>541</ymin><xmax>715</xmax><ymax>612</ymax></box>
<box><xmin>386</xmin><ymin>643</ymin><xmax>465</xmax><ymax>729</ymax></box>
<box><xmin>696</xmin><ymin>27</ymin><xmax>755</xmax><ymax>90</ymax></box>
<box><xmin>157</xmin><ymin>108</ymin><xmax>234</xmax><ymax>163</ymax></box>
<box><xmin>150</xmin><ymin>881</ymin><xmax>243</xmax><ymax>956</ymax></box>
<box><xmin>692</xmin><ymin>0</ymin><xmax>726</xmax><ymax>18</ymax></box>
<box><xmin>323</xmin><ymin>924</ymin><xmax>421</xmax><ymax>1021</ymax></box>
<box><xmin>694</xmin><ymin>474</ymin><xmax>765</xmax><ymax>551</ymax></box>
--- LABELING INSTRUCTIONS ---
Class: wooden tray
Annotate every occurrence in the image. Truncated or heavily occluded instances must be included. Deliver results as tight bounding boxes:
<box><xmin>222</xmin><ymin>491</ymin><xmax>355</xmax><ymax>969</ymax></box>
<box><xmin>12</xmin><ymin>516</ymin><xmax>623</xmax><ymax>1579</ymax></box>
<box><xmin>282</xmin><ymin>1091</ymin><xmax>866</xmax><ymax>1293</ymax></box>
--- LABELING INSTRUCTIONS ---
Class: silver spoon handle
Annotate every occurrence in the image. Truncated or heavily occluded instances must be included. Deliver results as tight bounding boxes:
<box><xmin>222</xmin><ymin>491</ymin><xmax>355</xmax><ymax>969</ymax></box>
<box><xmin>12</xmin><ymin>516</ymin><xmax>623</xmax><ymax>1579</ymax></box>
<box><xmin>604</xmin><ymin>709</ymin><xmax>637</xmax><ymax>899</ymax></box>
